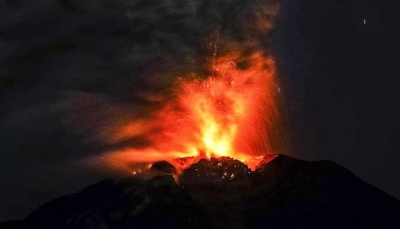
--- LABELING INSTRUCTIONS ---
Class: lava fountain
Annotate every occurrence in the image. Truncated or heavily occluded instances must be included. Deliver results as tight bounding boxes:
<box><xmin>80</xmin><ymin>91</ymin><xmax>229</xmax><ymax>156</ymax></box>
<box><xmin>95</xmin><ymin>49</ymin><xmax>281</xmax><ymax>175</ymax></box>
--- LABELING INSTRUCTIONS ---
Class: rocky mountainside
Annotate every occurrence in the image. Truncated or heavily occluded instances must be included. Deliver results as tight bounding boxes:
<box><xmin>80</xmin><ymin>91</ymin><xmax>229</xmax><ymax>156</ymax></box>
<box><xmin>2</xmin><ymin>155</ymin><xmax>400</xmax><ymax>229</ymax></box>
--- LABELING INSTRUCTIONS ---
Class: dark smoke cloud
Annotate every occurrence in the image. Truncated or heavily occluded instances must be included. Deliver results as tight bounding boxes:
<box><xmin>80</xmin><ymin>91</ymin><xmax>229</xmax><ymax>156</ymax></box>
<box><xmin>0</xmin><ymin>0</ymin><xmax>277</xmax><ymax>220</ymax></box>
<box><xmin>1</xmin><ymin>0</ymin><xmax>278</xmax><ymax>159</ymax></box>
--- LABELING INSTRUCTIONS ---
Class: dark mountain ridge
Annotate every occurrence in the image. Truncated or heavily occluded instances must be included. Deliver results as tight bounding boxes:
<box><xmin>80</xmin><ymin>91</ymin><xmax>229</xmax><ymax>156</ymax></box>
<box><xmin>2</xmin><ymin>154</ymin><xmax>400</xmax><ymax>229</ymax></box>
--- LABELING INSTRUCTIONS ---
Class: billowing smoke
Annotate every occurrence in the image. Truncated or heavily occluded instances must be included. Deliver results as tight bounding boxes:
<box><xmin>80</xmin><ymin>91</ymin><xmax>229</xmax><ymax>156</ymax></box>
<box><xmin>2</xmin><ymin>0</ymin><xmax>279</xmax><ymax>160</ymax></box>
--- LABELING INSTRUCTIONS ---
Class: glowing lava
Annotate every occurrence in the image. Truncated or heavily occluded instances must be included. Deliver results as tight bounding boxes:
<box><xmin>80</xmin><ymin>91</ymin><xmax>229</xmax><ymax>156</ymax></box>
<box><xmin>97</xmin><ymin>51</ymin><xmax>280</xmax><ymax>173</ymax></box>
<box><xmin>172</xmin><ymin>52</ymin><xmax>278</xmax><ymax>161</ymax></box>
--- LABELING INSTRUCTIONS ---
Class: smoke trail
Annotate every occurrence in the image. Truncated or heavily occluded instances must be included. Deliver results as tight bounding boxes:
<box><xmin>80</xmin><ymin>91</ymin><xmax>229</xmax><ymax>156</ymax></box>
<box><xmin>0</xmin><ymin>0</ymin><xmax>280</xmax><ymax>168</ymax></box>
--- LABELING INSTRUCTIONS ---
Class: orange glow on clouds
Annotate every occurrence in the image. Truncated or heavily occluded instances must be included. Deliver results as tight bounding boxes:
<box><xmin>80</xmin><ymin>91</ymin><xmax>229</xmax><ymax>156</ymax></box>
<box><xmin>93</xmin><ymin>51</ymin><xmax>280</xmax><ymax>173</ymax></box>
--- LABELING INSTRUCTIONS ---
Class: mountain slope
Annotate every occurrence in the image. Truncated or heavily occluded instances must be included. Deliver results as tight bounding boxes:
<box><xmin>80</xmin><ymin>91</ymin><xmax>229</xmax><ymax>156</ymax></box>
<box><xmin>1</xmin><ymin>155</ymin><xmax>399</xmax><ymax>229</ymax></box>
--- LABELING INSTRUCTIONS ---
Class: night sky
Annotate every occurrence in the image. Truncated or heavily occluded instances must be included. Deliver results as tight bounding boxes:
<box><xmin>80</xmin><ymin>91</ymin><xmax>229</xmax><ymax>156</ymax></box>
<box><xmin>1</xmin><ymin>0</ymin><xmax>399</xmax><ymax>221</ymax></box>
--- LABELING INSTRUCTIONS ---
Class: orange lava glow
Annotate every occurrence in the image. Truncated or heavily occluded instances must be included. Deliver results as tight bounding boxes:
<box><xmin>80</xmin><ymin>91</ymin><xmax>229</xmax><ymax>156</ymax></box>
<box><xmin>97</xmin><ymin>51</ymin><xmax>280</xmax><ymax>173</ymax></box>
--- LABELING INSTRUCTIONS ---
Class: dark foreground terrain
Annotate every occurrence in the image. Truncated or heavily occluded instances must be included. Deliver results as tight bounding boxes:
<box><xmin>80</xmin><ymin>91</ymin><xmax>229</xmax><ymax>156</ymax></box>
<box><xmin>2</xmin><ymin>154</ymin><xmax>400</xmax><ymax>229</ymax></box>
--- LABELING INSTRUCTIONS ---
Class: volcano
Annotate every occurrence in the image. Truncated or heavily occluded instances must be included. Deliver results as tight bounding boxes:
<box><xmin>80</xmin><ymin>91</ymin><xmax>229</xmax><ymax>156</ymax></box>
<box><xmin>2</xmin><ymin>154</ymin><xmax>399</xmax><ymax>229</ymax></box>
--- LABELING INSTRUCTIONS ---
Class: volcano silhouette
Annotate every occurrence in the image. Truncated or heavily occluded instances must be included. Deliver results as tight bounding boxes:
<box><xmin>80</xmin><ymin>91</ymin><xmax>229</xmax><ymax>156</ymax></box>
<box><xmin>2</xmin><ymin>155</ymin><xmax>400</xmax><ymax>229</ymax></box>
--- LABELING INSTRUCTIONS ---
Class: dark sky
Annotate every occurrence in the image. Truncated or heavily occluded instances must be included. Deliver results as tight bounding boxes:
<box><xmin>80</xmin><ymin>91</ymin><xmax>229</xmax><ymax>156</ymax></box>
<box><xmin>272</xmin><ymin>0</ymin><xmax>400</xmax><ymax>205</ymax></box>
<box><xmin>1</xmin><ymin>0</ymin><xmax>399</xmax><ymax>221</ymax></box>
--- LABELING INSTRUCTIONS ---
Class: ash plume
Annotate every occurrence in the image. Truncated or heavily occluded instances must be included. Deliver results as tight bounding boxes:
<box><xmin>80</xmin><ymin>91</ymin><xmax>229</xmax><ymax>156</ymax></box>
<box><xmin>2</xmin><ymin>0</ymin><xmax>279</xmax><ymax>161</ymax></box>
